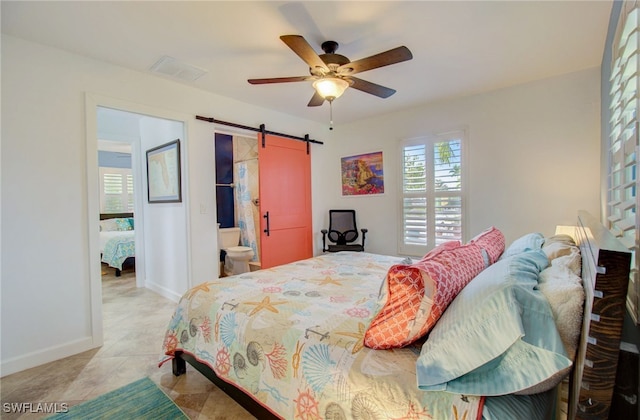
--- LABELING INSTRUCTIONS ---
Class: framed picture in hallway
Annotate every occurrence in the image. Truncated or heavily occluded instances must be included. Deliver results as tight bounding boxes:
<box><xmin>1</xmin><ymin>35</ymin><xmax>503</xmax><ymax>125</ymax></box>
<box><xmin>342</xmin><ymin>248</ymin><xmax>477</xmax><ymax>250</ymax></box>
<box><xmin>341</xmin><ymin>151</ymin><xmax>384</xmax><ymax>196</ymax></box>
<box><xmin>146</xmin><ymin>139</ymin><xmax>182</xmax><ymax>203</ymax></box>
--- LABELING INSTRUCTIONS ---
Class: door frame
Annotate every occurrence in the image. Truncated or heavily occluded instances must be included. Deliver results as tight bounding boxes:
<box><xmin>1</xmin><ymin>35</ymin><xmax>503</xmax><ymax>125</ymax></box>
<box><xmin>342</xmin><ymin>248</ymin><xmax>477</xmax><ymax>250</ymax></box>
<box><xmin>85</xmin><ymin>92</ymin><xmax>192</xmax><ymax>347</ymax></box>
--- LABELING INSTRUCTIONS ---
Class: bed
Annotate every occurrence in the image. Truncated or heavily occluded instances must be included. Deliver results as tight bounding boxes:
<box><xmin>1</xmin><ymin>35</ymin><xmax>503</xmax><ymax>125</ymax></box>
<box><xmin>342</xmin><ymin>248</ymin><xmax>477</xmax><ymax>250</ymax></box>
<box><xmin>160</xmin><ymin>211</ymin><xmax>631</xmax><ymax>419</ymax></box>
<box><xmin>100</xmin><ymin>212</ymin><xmax>135</xmax><ymax>277</ymax></box>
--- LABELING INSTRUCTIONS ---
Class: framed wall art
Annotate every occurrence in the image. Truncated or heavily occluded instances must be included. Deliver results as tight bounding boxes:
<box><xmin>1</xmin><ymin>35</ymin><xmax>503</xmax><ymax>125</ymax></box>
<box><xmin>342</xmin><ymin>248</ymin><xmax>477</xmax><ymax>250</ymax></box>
<box><xmin>341</xmin><ymin>151</ymin><xmax>384</xmax><ymax>196</ymax></box>
<box><xmin>146</xmin><ymin>139</ymin><xmax>182</xmax><ymax>203</ymax></box>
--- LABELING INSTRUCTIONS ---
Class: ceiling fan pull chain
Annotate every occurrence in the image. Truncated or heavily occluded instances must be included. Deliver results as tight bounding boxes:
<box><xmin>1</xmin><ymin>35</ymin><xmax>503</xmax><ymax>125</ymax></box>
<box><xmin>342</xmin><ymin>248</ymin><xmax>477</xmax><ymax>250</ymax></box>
<box><xmin>329</xmin><ymin>100</ymin><xmax>334</xmax><ymax>131</ymax></box>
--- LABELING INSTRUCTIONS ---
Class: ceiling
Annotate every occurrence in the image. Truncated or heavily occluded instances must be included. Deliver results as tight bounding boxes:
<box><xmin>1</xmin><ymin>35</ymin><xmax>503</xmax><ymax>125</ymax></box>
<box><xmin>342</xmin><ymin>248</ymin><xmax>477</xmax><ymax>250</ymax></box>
<box><xmin>1</xmin><ymin>1</ymin><xmax>613</xmax><ymax>125</ymax></box>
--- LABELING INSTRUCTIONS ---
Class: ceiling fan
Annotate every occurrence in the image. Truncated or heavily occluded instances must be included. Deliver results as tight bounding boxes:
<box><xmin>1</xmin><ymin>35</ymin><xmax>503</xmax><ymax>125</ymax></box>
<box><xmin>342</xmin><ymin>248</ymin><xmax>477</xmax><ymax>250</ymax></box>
<box><xmin>248</xmin><ymin>35</ymin><xmax>413</xmax><ymax>107</ymax></box>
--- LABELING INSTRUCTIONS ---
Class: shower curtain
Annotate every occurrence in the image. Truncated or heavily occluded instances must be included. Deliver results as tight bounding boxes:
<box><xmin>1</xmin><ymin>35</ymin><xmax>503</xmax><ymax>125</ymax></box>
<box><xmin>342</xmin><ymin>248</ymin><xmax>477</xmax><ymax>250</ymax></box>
<box><xmin>234</xmin><ymin>161</ymin><xmax>258</xmax><ymax>261</ymax></box>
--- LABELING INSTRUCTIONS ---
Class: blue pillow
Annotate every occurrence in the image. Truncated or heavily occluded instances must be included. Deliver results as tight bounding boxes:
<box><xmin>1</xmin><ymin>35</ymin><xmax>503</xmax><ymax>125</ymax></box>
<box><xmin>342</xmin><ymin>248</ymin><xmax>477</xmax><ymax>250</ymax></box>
<box><xmin>114</xmin><ymin>218</ymin><xmax>132</xmax><ymax>231</ymax></box>
<box><xmin>416</xmin><ymin>249</ymin><xmax>571</xmax><ymax>396</ymax></box>
<box><xmin>500</xmin><ymin>232</ymin><xmax>544</xmax><ymax>259</ymax></box>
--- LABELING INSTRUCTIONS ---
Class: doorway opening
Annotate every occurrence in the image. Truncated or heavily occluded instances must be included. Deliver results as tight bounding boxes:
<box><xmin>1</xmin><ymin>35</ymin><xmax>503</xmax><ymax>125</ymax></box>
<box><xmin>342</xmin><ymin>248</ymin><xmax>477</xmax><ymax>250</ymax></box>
<box><xmin>87</xmin><ymin>94</ymin><xmax>191</xmax><ymax>349</ymax></box>
<box><xmin>215</xmin><ymin>132</ymin><xmax>261</xmax><ymax>276</ymax></box>
<box><xmin>97</xmin><ymin>140</ymin><xmax>136</xmax><ymax>279</ymax></box>
<box><xmin>97</xmin><ymin>107</ymin><xmax>144</xmax><ymax>285</ymax></box>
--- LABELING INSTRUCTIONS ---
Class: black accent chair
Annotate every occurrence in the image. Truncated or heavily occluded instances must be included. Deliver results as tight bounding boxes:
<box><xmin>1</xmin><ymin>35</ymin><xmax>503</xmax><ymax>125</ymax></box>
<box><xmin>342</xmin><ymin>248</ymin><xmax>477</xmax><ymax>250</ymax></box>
<box><xmin>321</xmin><ymin>210</ymin><xmax>368</xmax><ymax>252</ymax></box>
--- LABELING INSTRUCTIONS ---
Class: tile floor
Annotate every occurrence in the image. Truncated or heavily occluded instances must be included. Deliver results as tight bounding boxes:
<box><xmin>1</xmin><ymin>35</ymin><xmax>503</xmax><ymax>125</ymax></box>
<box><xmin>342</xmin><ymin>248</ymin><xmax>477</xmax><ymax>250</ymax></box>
<box><xmin>0</xmin><ymin>266</ymin><xmax>255</xmax><ymax>419</ymax></box>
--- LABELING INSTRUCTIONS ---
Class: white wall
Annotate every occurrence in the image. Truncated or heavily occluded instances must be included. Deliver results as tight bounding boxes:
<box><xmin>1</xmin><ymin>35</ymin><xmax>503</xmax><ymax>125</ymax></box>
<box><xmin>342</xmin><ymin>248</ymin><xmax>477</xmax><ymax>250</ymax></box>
<box><xmin>0</xmin><ymin>33</ymin><xmax>601</xmax><ymax>376</ymax></box>
<box><xmin>0</xmin><ymin>35</ymin><xmax>326</xmax><ymax>376</ymax></box>
<box><xmin>139</xmin><ymin>117</ymin><xmax>189</xmax><ymax>299</ymax></box>
<box><xmin>313</xmin><ymin>67</ymin><xmax>601</xmax><ymax>256</ymax></box>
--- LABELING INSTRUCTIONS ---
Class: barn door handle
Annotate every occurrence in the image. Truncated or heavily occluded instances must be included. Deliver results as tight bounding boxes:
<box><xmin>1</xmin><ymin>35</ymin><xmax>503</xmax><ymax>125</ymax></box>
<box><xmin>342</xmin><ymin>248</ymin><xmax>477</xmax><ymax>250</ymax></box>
<box><xmin>263</xmin><ymin>211</ymin><xmax>270</xmax><ymax>236</ymax></box>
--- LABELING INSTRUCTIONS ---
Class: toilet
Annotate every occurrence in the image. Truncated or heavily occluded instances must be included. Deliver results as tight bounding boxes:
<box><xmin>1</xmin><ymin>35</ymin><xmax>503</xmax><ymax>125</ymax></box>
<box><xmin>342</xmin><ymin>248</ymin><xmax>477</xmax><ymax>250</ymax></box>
<box><xmin>218</xmin><ymin>226</ymin><xmax>254</xmax><ymax>275</ymax></box>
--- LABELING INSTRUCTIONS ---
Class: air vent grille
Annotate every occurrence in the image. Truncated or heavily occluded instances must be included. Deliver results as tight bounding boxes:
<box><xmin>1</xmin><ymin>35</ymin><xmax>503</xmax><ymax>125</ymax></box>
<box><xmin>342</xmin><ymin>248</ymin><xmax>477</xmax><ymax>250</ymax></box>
<box><xmin>149</xmin><ymin>56</ymin><xmax>207</xmax><ymax>82</ymax></box>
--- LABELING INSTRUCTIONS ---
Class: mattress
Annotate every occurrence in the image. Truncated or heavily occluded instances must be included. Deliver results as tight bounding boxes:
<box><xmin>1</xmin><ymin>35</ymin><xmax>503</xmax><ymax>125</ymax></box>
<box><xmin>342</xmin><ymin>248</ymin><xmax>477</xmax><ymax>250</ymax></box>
<box><xmin>160</xmin><ymin>251</ymin><xmax>558</xmax><ymax>419</ymax></box>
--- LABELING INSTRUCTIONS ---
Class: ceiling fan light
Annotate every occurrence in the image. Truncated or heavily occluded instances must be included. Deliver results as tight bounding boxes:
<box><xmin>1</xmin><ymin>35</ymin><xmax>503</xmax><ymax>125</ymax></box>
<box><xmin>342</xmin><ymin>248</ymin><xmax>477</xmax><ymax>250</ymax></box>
<box><xmin>313</xmin><ymin>77</ymin><xmax>349</xmax><ymax>101</ymax></box>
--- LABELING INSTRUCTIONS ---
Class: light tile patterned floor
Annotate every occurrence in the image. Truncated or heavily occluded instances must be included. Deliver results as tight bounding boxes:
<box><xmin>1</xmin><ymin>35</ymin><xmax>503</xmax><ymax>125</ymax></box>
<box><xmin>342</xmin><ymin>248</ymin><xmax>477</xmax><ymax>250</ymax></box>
<box><xmin>0</xmin><ymin>266</ymin><xmax>255</xmax><ymax>419</ymax></box>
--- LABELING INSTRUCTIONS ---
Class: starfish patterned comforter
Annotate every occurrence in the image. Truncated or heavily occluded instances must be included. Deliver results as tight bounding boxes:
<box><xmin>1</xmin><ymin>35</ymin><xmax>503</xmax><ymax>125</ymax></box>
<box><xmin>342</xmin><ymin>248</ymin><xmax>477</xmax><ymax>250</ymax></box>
<box><xmin>160</xmin><ymin>252</ymin><xmax>484</xmax><ymax>420</ymax></box>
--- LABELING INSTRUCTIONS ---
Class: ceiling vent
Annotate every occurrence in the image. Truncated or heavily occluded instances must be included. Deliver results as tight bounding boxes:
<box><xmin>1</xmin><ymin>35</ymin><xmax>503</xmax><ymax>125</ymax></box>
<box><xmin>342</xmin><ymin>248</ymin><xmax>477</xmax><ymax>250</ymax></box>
<box><xmin>149</xmin><ymin>56</ymin><xmax>208</xmax><ymax>82</ymax></box>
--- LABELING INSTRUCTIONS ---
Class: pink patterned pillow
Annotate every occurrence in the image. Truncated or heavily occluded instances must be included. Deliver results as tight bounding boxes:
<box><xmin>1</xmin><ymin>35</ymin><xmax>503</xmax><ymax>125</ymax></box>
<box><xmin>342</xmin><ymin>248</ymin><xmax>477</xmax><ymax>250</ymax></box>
<box><xmin>421</xmin><ymin>240</ymin><xmax>461</xmax><ymax>260</ymax></box>
<box><xmin>364</xmin><ymin>242</ymin><xmax>486</xmax><ymax>349</ymax></box>
<box><xmin>469</xmin><ymin>227</ymin><xmax>505</xmax><ymax>264</ymax></box>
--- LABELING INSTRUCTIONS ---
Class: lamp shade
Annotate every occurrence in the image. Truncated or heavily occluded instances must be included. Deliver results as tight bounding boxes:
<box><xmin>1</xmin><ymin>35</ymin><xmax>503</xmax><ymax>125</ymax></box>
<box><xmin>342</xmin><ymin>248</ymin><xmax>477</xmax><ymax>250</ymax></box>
<box><xmin>313</xmin><ymin>77</ymin><xmax>349</xmax><ymax>101</ymax></box>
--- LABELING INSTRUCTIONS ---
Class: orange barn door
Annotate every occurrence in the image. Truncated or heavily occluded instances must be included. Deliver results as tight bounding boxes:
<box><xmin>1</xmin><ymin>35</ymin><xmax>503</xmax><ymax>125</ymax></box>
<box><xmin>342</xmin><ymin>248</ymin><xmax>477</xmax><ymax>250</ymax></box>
<box><xmin>258</xmin><ymin>134</ymin><xmax>312</xmax><ymax>268</ymax></box>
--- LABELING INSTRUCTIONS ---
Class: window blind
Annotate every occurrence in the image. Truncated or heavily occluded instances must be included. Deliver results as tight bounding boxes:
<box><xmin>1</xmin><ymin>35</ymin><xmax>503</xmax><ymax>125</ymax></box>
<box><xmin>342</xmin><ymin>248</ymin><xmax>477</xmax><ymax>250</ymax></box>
<box><xmin>399</xmin><ymin>132</ymin><xmax>465</xmax><ymax>256</ymax></box>
<box><xmin>607</xmin><ymin>1</ymin><xmax>639</xmax><ymax>323</ymax></box>
<box><xmin>100</xmin><ymin>167</ymin><xmax>134</xmax><ymax>213</ymax></box>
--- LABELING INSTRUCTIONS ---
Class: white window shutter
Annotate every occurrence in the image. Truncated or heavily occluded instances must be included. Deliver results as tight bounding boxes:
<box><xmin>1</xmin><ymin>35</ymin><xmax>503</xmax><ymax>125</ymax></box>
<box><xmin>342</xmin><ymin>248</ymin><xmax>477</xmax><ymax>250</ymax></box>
<box><xmin>399</xmin><ymin>132</ymin><xmax>465</xmax><ymax>256</ymax></box>
<box><xmin>606</xmin><ymin>2</ymin><xmax>639</xmax><ymax>323</ymax></box>
<box><xmin>99</xmin><ymin>167</ymin><xmax>134</xmax><ymax>213</ymax></box>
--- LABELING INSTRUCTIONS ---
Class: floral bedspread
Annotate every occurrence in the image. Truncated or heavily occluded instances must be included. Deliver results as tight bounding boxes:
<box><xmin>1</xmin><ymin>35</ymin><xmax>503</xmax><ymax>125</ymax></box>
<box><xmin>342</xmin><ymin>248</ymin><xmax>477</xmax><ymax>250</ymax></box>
<box><xmin>101</xmin><ymin>232</ymin><xmax>135</xmax><ymax>270</ymax></box>
<box><xmin>160</xmin><ymin>252</ymin><xmax>483</xmax><ymax>419</ymax></box>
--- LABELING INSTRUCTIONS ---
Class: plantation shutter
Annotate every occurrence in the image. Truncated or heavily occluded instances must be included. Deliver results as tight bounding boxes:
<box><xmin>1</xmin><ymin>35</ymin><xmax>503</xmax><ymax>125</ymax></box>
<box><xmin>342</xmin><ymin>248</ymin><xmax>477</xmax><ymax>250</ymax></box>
<box><xmin>606</xmin><ymin>2</ymin><xmax>639</xmax><ymax>323</ymax></box>
<box><xmin>100</xmin><ymin>167</ymin><xmax>134</xmax><ymax>213</ymax></box>
<box><xmin>434</xmin><ymin>139</ymin><xmax>462</xmax><ymax>245</ymax></box>
<box><xmin>402</xmin><ymin>144</ymin><xmax>428</xmax><ymax>248</ymax></box>
<box><xmin>399</xmin><ymin>131</ymin><xmax>465</xmax><ymax>256</ymax></box>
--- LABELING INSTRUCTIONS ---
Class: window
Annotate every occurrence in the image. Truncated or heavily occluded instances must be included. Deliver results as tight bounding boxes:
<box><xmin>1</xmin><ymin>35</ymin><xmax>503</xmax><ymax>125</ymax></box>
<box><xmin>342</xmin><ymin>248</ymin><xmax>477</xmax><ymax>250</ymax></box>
<box><xmin>99</xmin><ymin>167</ymin><xmax>134</xmax><ymax>213</ymax></box>
<box><xmin>606</xmin><ymin>1</ymin><xmax>639</xmax><ymax>323</ymax></box>
<box><xmin>399</xmin><ymin>130</ymin><xmax>465</xmax><ymax>256</ymax></box>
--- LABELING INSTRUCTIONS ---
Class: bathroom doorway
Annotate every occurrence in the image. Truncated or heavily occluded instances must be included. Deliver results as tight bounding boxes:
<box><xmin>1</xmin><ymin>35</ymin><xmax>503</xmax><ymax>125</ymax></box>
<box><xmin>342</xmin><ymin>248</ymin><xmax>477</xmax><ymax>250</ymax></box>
<box><xmin>215</xmin><ymin>133</ymin><xmax>261</xmax><ymax>275</ymax></box>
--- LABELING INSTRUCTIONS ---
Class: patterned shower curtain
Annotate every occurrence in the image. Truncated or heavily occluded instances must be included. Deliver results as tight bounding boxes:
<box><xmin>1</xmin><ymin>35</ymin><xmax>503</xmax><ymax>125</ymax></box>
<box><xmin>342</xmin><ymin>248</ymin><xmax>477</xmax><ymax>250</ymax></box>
<box><xmin>234</xmin><ymin>161</ymin><xmax>258</xmax><ymax>261</ymax></box>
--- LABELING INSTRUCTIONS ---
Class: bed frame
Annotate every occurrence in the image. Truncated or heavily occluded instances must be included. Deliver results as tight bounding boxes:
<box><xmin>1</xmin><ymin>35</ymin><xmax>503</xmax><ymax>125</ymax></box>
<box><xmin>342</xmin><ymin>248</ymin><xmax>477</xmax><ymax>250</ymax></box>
<box><xmin>568</xmin><ymin>211</ymin><xmax>631</xmax><ymax>419</ymax></box>
<box><xmin>100</xmin><ymin>212</ymin><xmax>135</xmax><ymax>277</ymax></box>
<box><xmin>172</xmin><ymin>211</ymin><xmax>632</xmax><ymax>420</ymax></box>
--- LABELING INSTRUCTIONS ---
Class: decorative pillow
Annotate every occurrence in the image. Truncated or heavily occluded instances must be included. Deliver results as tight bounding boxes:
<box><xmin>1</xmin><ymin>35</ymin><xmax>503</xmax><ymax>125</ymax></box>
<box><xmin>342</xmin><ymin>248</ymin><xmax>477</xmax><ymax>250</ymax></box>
<box><xmin>99</xmin><ymin>218</ymin><xmax>133</xmax><ymax>232</ymax></box>
<box><xmin>500</xmin><ymin>232</ymin><xmax>545</xmax><ymax>260</ymax></box>
<box><xmin>420</xmin><ymin>240</ymin><xmax>461</xmax><ymax>260</ymax></box>
<box><xmin>127</xmin><ymin>217</ymin><xmax>135</xmax><ymax>230</ymax></box>
<box><xmin>364</xmin><ymin>242</ymin><xmax>486</xmax><ymax>349</ymax></box>
<box><xmin>115</xmin><ymin>218</ymin><xmax>133</xmax><ymax>231</ymax></box>
<box><xmin>416</xmin><ymin>249</ymin><xmax>572</xmax><ymax>396</ymax></box>
<box><xmin>99</xmin><ymin>219</ymin><xmax>119</xmax><ymax>232</ymax></box>
<box><xmin>469</xmin><ymin>227</ymin><xmax>505</xmax><ymax>264</ymax></box>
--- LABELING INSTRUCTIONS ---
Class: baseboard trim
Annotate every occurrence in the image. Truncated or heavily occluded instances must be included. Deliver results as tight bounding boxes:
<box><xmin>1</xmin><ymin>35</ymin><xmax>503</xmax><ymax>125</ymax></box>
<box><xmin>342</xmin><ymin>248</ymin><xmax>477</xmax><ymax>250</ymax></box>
<box><xmin>1</xmin><ymin>336</ymin><xmax>95</xmax><ymax>377</ymax></box>
<box><xmin>145</xmin><ymin>280</ymin><xmax>182</xmax><ymax>302</ymax></box>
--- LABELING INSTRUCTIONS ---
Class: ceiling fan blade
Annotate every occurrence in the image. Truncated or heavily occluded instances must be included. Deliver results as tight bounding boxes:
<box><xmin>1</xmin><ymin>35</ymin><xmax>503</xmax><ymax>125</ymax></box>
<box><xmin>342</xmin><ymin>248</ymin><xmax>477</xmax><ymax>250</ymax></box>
<box><xmin>248</xmin><ymin>76</ymin><xmax>312</xmax><ymax>84</ymax></box>
<box><xmin>338</xmin><ymin>46</ymin><xmax>413</xmax><ymax>75</ymax></box>
<box><xmin>349</xmin><ymin>77</ymin><xmax>396</xmax><ymax>98</ymax></box>
<box><xmin>280</xmin><ymin>35</ymin><xmax>329</xmax><ymax>72</ymax></box>
<box><xmin>307</xmin><ymin>91</ymin><xmax>325</xmax><ymax>107</ymax></box>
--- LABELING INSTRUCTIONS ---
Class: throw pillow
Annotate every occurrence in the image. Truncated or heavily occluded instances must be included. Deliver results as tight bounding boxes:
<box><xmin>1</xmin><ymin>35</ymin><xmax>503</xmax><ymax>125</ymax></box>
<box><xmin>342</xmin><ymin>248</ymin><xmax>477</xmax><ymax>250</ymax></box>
<box><xmin>364</xmin><ymin>242</ymin><xmax>485</xmax><ymax>349</ymax></box>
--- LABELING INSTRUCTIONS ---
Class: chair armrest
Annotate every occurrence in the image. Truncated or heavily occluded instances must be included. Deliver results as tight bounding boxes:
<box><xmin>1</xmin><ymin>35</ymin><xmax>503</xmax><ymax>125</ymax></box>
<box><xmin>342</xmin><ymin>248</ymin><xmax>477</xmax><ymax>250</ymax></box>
<box><xmin>321</xmin><ymin>229</ymin><xmax>328</xmax><ymax>252</ymax></box>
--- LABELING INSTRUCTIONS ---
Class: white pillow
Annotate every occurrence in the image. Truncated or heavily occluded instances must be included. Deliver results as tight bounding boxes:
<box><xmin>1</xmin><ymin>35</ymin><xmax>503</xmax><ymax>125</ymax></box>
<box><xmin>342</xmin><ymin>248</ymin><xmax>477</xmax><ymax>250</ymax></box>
<box><xmin>99</xmin><ymin>219</ymin><xmax>120</xmax><ymax>232</ymax></box>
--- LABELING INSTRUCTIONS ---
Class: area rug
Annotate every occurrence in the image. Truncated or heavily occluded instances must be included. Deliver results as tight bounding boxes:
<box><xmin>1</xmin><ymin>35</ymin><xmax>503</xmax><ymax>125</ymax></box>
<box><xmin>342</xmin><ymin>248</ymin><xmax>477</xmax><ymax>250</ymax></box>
<box><xmin>47</xmin><ymin>377</ymin><xmax>188</xmax><ymax>419</ymax></box>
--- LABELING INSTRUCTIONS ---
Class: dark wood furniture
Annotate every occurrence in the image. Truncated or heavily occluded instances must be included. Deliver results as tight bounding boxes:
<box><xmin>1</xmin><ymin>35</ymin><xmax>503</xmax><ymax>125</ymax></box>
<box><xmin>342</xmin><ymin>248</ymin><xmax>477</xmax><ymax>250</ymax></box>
<box><xmin>569</xmin><ymin>210</ymin><xmax>632</xmax><ymax>419</ymax></box>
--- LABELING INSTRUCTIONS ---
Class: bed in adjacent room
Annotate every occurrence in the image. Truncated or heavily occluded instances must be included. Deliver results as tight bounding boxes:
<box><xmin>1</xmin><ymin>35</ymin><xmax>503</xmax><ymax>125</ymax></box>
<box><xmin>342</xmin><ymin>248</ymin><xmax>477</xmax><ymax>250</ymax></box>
<box><xmin>100</xmin><ymin>212</ymin><xmax>135</xmax><ymax>277</ymax></box>
<box><xmin>160</xmin><ymin>211</ymin><xmax>631</xmax><ymax>419</ymax></box>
